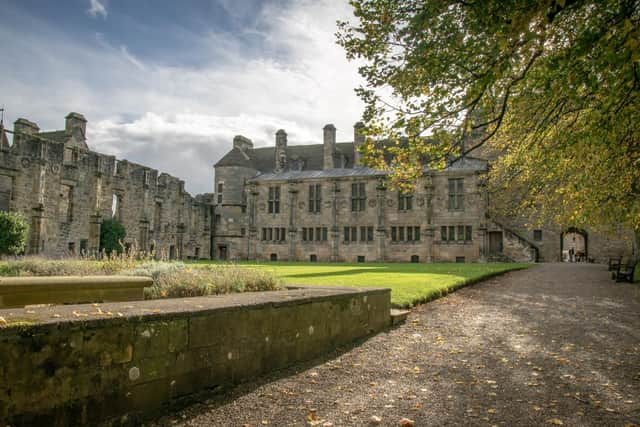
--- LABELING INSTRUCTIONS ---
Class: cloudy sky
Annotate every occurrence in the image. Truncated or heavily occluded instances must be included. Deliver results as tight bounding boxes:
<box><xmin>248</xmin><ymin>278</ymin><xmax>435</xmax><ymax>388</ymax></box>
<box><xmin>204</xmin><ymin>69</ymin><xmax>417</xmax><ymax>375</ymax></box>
<box><xmin>0</xmin><ymin>0</ymin><xmax>364</xmax><ymax>194</ymax></box>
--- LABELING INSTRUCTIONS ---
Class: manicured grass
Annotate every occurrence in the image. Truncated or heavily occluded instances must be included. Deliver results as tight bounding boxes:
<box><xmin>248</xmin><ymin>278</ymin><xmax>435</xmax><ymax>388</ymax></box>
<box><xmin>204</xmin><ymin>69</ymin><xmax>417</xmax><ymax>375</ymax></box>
<box><xmin>193</xmin><ymin>261</ymin><xmax>530</xmax><ymax>307</ymax></box>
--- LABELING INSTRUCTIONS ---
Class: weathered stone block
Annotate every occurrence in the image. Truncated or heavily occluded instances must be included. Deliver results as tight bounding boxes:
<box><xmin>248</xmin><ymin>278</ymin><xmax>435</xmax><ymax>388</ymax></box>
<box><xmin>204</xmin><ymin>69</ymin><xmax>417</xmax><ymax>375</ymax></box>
<box><xmin>133</xmin><ymin>321</ymin><xmax>170</xmax><ymax>360</ymax></box>
<box><xmin>168</xmin><ymin>319</ymin><xmax>189</xmax><ymax>353</ymax></box>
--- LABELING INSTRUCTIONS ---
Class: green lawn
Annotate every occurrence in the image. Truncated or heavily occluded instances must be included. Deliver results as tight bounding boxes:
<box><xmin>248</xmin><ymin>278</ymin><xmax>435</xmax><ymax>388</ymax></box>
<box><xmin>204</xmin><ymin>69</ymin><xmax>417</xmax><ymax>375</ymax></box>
<box><xmin>194</xmin><ymin>261</ymin><xmax>530</xmax><ymax>307</ymax></box>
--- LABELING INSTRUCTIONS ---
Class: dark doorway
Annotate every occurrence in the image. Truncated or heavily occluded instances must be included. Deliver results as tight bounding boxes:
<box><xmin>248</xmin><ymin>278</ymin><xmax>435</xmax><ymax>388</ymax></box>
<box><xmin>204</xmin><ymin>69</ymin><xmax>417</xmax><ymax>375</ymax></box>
<box><xmin>169</xmin><ymin>245</ymin><xmax>176</xmax><ymax>260</ymax></box>
<box><xmin>309</xmin><ymin>254</ymin><xmax>317</xmax><ymax>262</ymax></box>
<box><xmin>488</xmin><ymin>231</ymin><xmax>503</xmax><ymax>254</ymax></box>
<box><xmin>411</xmin><ymin>255</ymin><xmax>420</xmax><ymax>263</ymax></box>
<box><xmin>218</xmin><ymin>245</ymin><xmax>228</xmax><ymax>261</ymax></box>
<box><xmin>270</xmin><ymin>253</ymin><xmax>278</xmax><ymax>261</ymax></box>
<box><xmin>357</xmin><ymin>255</ymin><xmax>365</xmax><ymax>263</ymax></box>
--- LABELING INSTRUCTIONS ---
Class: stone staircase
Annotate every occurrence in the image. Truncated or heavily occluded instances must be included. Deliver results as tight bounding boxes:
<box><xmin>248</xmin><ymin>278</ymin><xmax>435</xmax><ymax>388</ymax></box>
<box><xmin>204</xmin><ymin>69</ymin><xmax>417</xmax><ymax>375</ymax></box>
<box><xmin>56</xmin><ymin>221</ymin><xmax>71</xmax><ymax>254</ymax></box>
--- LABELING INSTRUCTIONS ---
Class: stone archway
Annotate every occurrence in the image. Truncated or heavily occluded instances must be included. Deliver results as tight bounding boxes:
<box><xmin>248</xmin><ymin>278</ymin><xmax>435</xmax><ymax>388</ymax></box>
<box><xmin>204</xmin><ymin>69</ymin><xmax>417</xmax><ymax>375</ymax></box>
<box><xmin>561</xmin><ymin>227</ymin><xmax>588</xmax><ymax>262</ymax></box>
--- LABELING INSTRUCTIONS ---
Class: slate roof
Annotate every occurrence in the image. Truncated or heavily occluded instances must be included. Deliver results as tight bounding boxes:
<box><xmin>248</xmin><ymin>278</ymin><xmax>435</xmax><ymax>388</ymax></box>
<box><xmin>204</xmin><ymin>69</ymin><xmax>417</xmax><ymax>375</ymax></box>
<box><xmin>250</xmin><ymin>167</ymin><xmax>386</xmax><ymax>182</ymax></box>
<box><xmin>215</xmin><ymin>142</ymin><xmax>356</xmax><ymax>172</ymax></box>
<box><xmin>214</xmin><ymin>147</ymin><xmax>253</xmax><ymax>168</ymax></box>
<box><xmin>215</xmin><ymin>138</ymin><xmax>487</xmax><ymax>180</ymax></box>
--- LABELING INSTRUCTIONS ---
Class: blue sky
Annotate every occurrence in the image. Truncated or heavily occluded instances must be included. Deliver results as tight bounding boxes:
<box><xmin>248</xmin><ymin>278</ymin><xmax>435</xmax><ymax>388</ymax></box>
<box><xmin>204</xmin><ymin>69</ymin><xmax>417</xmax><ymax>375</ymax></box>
<box><xmin>0</xmin><ymin>0</ymin><xmax>364</xmax><ymax>194</ymax></box>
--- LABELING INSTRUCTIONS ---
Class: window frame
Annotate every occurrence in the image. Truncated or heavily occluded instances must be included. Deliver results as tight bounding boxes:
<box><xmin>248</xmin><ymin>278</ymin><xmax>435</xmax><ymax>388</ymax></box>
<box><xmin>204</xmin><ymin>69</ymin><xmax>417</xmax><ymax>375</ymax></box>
<box><xmin>448</xmin><ymin>178</ymin><xmax>465</xmax><ymax>211</ymax></box>
<box><xmin>465</xmin><ymin>225</ymin><xmax>473</xmax><ymax>241</ymax></box>
<box><xmin>398</xmin><ymin>192</ymin><xmax>413</xmax><ymax>211</ymax></box>
<box><xmin>533</xmin><ymin>229</ymin><xmax>543</xmax><ymax>241</ymax></box>
<box><xmin>309</xmin><ymin>184</ymin><xmax>322</xmax><ymax>213</ymax></box>
<box><xmin>268</xmin><ymin>186</ymin><xmax>281</xmax><ymax>214</ymax></box>
<box><xmin>351</xmin><ymin>182</ymin><xmax>366</xmax><ymax>212</ymax></box>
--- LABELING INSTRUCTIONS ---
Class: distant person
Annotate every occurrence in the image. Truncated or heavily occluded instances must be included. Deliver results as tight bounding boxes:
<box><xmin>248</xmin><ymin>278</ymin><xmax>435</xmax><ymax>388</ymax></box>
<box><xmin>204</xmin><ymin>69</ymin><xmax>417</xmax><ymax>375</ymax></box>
<box><xmin>569</xmin><ymin>247</ymin><xmax>575</xmax><ymax>262</ymax></box>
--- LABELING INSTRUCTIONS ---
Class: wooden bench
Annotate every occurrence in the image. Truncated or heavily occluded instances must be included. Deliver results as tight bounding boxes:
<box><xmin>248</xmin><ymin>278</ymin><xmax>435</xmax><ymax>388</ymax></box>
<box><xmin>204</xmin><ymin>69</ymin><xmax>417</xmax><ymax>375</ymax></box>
<box><xmin>608</xmin><ymin>256</ymin><xmax>623</xmax><ymax>271</ymax></box>
<box><xmin>612</xmin><ymin>261</ymin><xmax>637</xmax><ymax>283</ymax></box>
<box><xmin>0</xmin><ymin>276</ymin><xmax>152</xmax><ymax>308</ymax></box>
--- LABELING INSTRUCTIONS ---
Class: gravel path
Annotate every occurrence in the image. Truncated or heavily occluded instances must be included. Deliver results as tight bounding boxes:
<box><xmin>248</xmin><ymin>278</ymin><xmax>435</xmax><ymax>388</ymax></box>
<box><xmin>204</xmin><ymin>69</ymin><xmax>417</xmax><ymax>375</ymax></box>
<box><xmin>150</xmin><ymin>263</ymin><xmax>640</xmax><ymax>426</ymax></box>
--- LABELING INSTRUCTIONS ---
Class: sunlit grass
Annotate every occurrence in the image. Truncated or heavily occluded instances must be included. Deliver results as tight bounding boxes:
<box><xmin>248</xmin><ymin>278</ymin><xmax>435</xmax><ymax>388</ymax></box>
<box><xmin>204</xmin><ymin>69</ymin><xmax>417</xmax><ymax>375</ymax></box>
<box><xmin>192</xmin><ymin>261</ymin><xmax>530</xmax><ymax>307</ymax></box>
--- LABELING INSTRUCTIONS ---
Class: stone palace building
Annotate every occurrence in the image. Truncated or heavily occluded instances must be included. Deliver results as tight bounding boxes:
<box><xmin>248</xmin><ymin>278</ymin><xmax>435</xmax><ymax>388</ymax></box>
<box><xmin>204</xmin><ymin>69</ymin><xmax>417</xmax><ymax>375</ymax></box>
<box><xmin>213</xmin><ymin>123</ymin><xmax>631</xmax><ymax>263</ymax></box>
<box><xmin>0</xmin><ymin>112</ymin><xmax>632</xmax><ymax>263</ymax></box>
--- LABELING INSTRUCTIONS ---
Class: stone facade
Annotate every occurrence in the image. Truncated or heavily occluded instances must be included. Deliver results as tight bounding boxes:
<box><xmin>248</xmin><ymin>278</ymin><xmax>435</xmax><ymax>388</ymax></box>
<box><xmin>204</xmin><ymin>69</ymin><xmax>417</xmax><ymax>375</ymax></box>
<box><xmin>0</xmin><ymin>113</ymin><xmax>214</xmax><ymax>259</ymax></box>
<box><xmin>213</xmin><ymin>123</ymin><xmax>634</xmax><ymax>263</ymax></box>
<box><xmin>213</xmin><ymin>124</ymin><xmax>534</xmax><ymax>262</ymax></box>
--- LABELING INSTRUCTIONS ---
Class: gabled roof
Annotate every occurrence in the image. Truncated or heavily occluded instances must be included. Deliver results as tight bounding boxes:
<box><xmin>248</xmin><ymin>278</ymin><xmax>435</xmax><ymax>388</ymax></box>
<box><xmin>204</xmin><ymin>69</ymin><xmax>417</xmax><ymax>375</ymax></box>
<box><xmin>214</xmin><ymin>142</ymin><xmax>356</xmax><ymax>173</ymax></box>
<box><xmin>214</xmin><ymin>146</ymin><xmax>253</xmax><ymax>168</ymax></box>
<box><xmin>215</xmin><ymin>137</ymin><xmax>488</xmax><ymax>179</ymax></box>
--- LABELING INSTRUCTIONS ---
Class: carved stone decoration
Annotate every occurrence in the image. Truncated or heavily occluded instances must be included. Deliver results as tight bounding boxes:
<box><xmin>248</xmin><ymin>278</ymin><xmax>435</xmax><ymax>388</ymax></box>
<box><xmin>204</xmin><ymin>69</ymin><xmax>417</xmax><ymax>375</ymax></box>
<box><xmin>416</xmin><ymin>196</ymin><xmax>425</xmax><ymax>207</ymax></box>
<box><xmin>386</xmin><ymin>199</ymin><xmax>394</xmax><ymax>207</ymax></box>
<box><xmin>324</xmin><ymin>201</ymin><xmax>332</xmax><ymax>208</ymax></box>
<box><xmin>298</xmin><ymin>201</ymin><xmax>306</xmax><ymax>210</ymax></box>
<box><xmin>368</xmin><ymin>199</ymin><xmax>377</xmax><ymax>207</ymax></box>
<box><xmin>21</xmin><ymin>157</ymin><xmax>31</xmax><ymax>168</ymax></box>
<box><xmin>339</xmin><ymin>200</ymin><xmax>347</xmax><ymax>209</ymax></box>
<box><xmin>258</xmin><ymin>202</ymin><xmax>266</xmax><ymax>212</ymax></box>
<box><xmin>50</xmin><ymin>164</ymin><xmax>61</xmax><ymax>174</ymax></box>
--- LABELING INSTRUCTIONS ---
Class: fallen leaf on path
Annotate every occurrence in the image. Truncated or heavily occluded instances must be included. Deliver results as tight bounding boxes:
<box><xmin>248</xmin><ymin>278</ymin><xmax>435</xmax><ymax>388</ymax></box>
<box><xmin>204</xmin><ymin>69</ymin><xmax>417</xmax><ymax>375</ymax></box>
<box><xmin>399</xmin><ymin>418</ymin><xmax>415</xmax><ymax>426</ymax></box>
<box><xmin>369</xmin><ymin>415</ymin><xmax>382</xmax><ymax>424</ymax></box>
<box><xmin>546</xmin><ymin>419</ymin><xmax>563</xmax><ymax>425</ymax></box>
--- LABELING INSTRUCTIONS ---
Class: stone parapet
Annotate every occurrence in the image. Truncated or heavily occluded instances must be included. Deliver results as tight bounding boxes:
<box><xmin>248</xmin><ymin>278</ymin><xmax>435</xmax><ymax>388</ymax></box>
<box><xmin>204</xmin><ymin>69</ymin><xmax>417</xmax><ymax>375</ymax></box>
<box><xmin>0</xmin><ymin>286</ymin><xmax>391</xmax><ymax>426</ymax></box>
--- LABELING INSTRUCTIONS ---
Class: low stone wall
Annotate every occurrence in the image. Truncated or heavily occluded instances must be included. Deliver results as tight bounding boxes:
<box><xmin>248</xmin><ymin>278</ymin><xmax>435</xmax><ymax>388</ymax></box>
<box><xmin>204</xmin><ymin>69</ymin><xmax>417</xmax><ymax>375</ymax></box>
<box><xmin>0</xmin><ymin>276</ymin><xmax>152</xmax><ymax>308</ymax></box>
<box><xmin>0</xmin><ymin>286</ymin><xmax>390</xmax><ymax>426</ymax></box>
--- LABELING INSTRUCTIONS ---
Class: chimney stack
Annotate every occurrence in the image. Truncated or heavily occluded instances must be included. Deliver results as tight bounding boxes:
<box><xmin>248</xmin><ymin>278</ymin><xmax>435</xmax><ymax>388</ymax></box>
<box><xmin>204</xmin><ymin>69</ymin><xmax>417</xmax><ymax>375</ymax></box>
<box><xmin>274</xmin><ymin>129</ymin><xmax>287</xmax><ymax>172</ymax></box>
<box><xmin>323</xmin><ymin>124</ymin><xmax>336</xmax><ymax>170</ymax></box>
<box><xmin>233</xmin><ymin>135</ymin><xmax>253</xmax><ymax>153</ymax></box>
<box><xmin>353</xmin><ymin>122</ymin><xmax>365</xmax><ymax>167</ymax></box>
<box><xmin>13</xmin><ymin>118</ymin><xmax>39</xmax><ymax>136</ymax></box>
<box><xmin>65</xmin><ymin>112</ymin><xmax>87</xmax><ymax>140</ymax></box>
<box><xmin>13</xmin><ymin>118</ymin><xmax>39</xmax><ymax>146</ymax></box>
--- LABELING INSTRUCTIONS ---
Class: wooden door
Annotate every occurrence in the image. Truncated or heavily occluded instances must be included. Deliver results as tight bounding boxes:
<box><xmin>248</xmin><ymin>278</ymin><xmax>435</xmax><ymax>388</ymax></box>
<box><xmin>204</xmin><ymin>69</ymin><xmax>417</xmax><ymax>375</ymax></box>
<box><xmin>489</xmin><ymin>231</ymin><xmax>503</xmax><ymax>254</ymax></box>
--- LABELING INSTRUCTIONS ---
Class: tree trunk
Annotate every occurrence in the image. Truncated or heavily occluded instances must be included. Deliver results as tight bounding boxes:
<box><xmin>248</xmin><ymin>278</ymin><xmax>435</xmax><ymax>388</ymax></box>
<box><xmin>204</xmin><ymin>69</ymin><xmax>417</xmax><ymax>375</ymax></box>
<box><xmin>634</xmin><ymin>228</ymin><xmax>640</xmax><ymax>262</ymax></box>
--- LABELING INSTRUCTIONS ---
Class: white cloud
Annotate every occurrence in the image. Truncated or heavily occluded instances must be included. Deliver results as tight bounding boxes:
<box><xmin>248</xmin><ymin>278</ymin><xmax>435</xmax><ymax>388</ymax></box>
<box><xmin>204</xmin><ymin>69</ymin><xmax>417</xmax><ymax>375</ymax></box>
<box><xmin>0</xmin><ymin>0</ymin><xmax>365</xmax><ymax>194</ymax></box>
<box><xmin>87</xmin><ymin>0</ymin><xmax>107</xmax><ymax>19</ymax></box>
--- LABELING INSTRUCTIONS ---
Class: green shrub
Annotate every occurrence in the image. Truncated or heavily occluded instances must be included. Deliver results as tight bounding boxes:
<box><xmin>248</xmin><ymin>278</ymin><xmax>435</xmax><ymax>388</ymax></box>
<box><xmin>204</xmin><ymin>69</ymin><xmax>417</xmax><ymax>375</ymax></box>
<box><xmin>99</xmin><ymin>219</ymin><xmax>126</xmax><ymax>256</ymax></box>
<box><xmin>0</xmin><ymin>212</ymin><xmax>29</xmax><ymax>256</ymax></box>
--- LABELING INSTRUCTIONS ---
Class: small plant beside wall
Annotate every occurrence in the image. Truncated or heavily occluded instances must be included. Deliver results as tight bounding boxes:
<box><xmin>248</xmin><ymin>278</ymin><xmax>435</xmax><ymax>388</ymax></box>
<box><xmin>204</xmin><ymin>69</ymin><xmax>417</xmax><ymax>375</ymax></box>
<box><xmin>0</xmin><ymin>212</ymin><xmax>29</xmax><ymax>257</ymax></box>
<box><xmin>99</xmin><ymin>219</ymin><xmax>126</xmax><ymax>256</ymax></box>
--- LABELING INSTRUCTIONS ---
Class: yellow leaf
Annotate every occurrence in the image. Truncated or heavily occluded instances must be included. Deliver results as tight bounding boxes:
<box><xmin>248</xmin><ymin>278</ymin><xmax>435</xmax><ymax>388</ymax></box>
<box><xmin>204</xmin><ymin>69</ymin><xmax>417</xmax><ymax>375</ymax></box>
<box><xmin>546</xmin><ymin>419</ymin><xmax>563</xmax><ymax>425</ymax></box>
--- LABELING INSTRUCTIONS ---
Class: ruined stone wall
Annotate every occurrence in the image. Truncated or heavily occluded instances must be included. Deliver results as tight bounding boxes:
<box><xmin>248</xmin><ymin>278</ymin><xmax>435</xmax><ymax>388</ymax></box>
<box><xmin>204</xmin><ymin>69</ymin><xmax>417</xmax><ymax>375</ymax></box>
<box><xmin>0</xmin><ymin>116</ymin><xmax>213</xmax><ymax>259</ymax></box>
